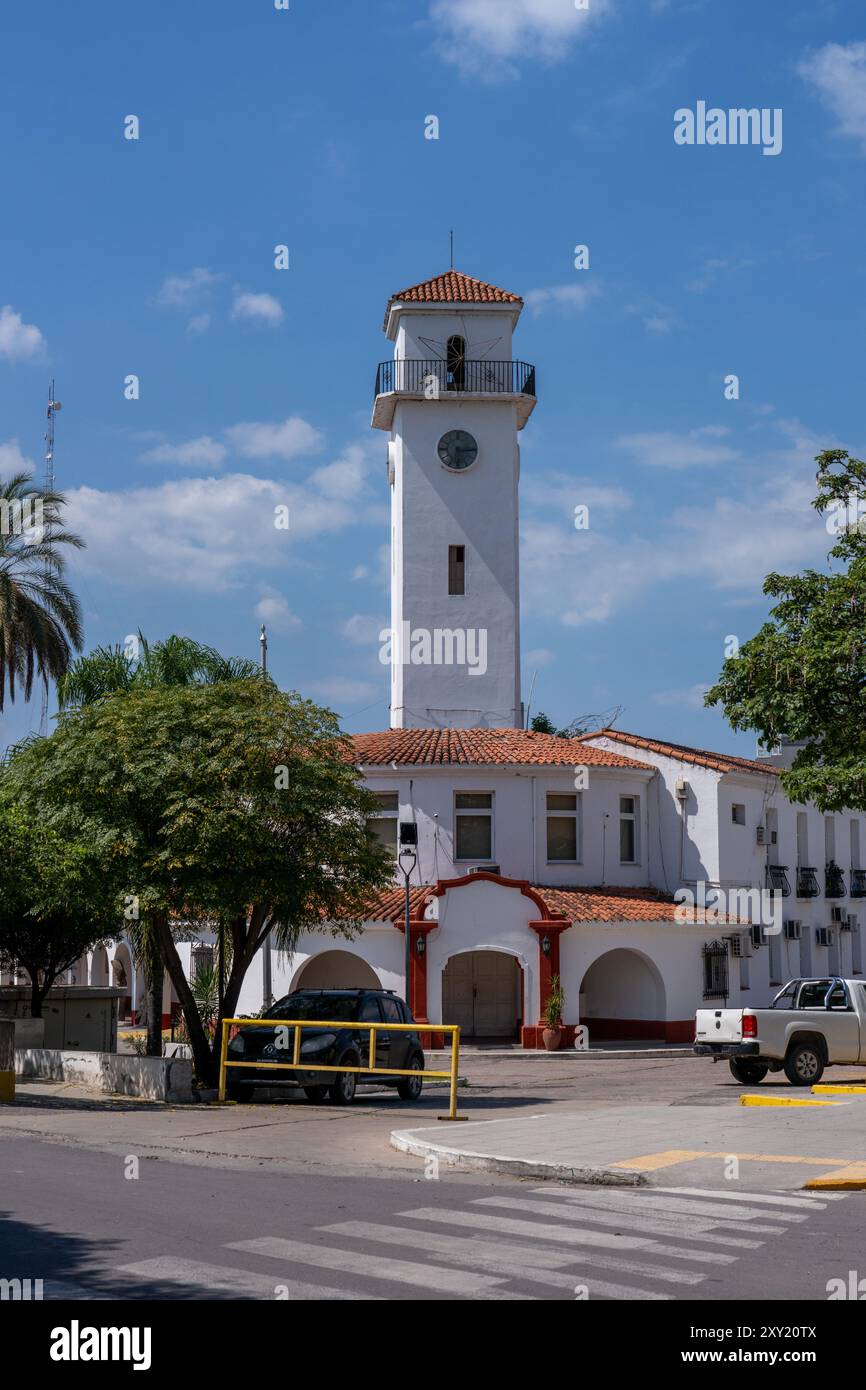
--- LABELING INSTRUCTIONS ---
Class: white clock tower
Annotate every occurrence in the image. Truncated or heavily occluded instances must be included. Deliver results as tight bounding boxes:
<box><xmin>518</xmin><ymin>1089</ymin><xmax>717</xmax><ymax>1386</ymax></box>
<box><xmin>372</xmin><ymin>270</ymin><xmax>536</xmax><ymax>730</ymax></box>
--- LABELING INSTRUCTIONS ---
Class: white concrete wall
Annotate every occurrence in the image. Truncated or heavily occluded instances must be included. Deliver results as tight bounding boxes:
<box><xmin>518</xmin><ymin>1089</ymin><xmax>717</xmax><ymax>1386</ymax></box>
<box><xmin>359</xmin><ymin>764</ymin><xmax>656</xmax><ymax>889</ymax></box>
<box><xmin>391</xmin><ymin>395</ymin><xmax>521</xmax><ymax>728</ymax></box>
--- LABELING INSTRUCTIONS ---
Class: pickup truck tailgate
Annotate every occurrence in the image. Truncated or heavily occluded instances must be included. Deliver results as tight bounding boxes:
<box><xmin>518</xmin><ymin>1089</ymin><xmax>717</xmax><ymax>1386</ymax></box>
<box><xmin>695</xmin><ymin>1008</ymin><xmax>746</xmax><ymax>1044</ymax></box>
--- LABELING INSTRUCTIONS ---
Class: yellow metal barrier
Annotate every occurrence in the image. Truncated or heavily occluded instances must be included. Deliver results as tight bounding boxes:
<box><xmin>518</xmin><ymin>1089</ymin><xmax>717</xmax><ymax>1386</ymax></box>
<box><xmin>218</xmin><ymin>1017</ymin><xmax>466</xmax><ymax>1121</ymax></box>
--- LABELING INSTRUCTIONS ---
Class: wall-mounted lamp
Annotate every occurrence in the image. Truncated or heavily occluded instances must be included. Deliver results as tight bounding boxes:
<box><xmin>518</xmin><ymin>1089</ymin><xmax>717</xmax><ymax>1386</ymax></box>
<box><xmin>541</xmin><ymin>935</ymin><xmax>551</xmax><ymax>957</ymax></box>
<box><xmin>416</xmin><ymin>935</ymin><xmax>426</xmax><ymax>956</ymax></box>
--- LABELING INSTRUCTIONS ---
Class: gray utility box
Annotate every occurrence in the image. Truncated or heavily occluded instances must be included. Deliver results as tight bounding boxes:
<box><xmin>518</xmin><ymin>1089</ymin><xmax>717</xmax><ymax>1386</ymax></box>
<box><xmin>0</xmin><ymin>987</ymin><xmax>123</xmax><ymax>1051</ymax></box>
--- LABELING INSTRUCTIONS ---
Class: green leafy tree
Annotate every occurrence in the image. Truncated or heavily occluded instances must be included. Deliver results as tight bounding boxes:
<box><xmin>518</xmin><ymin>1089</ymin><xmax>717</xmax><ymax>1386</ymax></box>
<box><xmin>0</xmin><ymin>471</ymin><xmax>84</xmax><ymax>711</ymax></box>
<box><xmin>55</xmin><ymin>634</ymin><xmax>262</xmax><ymax>1055</ymax></box>
<box><xmin>705</xmin><ymin>449</ymin><xmax>866</xmax><ymax>811</ymax></box>
<box><xmin>0</xmin><ymin>802</ymin><xmax>117</xmax><ymax>1017</ymax></box>
<box><xmin>3</xmin><ymin>678</ymin><xmax>393</xmax><ymax>1085</ymax></box>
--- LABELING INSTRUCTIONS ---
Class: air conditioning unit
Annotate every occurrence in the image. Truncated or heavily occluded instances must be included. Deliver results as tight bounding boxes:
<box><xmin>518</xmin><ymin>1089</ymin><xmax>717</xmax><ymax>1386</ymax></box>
<box><xmin>728</xmin><ymin>935</ymin><xmax>744</xmax><ymax>958</ymax></box>
<box><xmin>816</xmin><ymin>927</ymin><xmax>834</xmax><ymax>947</ymax></box>
<box><xmin>756</xmin><ymin>826</ymin><xmax>766</xmax><ymax>845</ymax></box>
<box><xmin>750</xmin><ymin>925</ymin><xmax>766</xmax><ymax>949</ymax></box>
<box><xmin>784</xmin><ymin>920</ymin><xmax>802</xmax><ymax>941</ymax></box>
<box><xmin>831</xmin><ymin>906</ymin><xmax>844</xmax><ymax>923</ymax></box>
<box><xmin>468</xmin><ymin>864</ymin><xmax>500</xmax><ymax>876</ymax></box>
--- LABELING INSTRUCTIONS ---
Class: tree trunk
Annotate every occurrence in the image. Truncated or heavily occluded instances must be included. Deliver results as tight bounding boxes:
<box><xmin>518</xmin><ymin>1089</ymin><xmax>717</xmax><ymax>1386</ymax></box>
<box><xmin>142</xmin><ymin>943</ymin><xmax>164</xmax><ymax>1058</ymax></box>
<box><xmin>25</xmin><ymin>966</ymin><xmax>43</xmax><ymax>1019</ymax></box>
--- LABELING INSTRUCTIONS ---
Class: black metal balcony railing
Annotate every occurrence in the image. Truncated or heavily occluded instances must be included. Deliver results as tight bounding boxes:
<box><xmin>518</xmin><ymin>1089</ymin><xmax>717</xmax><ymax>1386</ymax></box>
<box><xmin>767</xmin><ymin>865</ymin><xmax>792</xmax><ymax>897</ymax></box>
<box><xmin>826</xmin><ymin>861</ymin><xmax>846</xmax><ymax>898</ymax></box>
<box><xmin>796</xmin><ymin>866</ymin><xmax>820</xmax><ymax>899</ymax></box>
<box><xmin>851</xmin><ymin>869</ymin><xmax>866</xmax><ymax>899</ymax></box>
<box><xmin>374</xmin><ymin>359</ymin><xmax>536</xmax><ymax>400</ymax></box>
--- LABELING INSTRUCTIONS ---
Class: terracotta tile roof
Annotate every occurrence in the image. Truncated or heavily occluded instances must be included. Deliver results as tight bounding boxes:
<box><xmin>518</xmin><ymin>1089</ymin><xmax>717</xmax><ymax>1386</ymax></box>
<box><xmin>351</xmin><ymin>727</ymin><xmax>648</xmax><ymax>769</ymax></box>
<box><xmin>360</xmin><ymin>880</ymin><xmax>743</xmax><ymax>925</ymax></box>
<box><xmin>362</xmin><ymin>885</ymin><xmax>436</xmax><ymax>923</ymax></box>
<box><xmin>579</xmin><ymin>729</ymin><xmax>780</xmax><ymax>778</ymax></box>
<box><xmin>384</xmin><ymin>270</ymin><xmax>522</xmax><ymax>326</ymax></box>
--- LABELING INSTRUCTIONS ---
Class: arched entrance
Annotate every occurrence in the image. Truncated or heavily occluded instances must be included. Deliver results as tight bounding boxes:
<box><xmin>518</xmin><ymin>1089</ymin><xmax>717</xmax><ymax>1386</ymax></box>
<box><xmin>579</xmin><ymin>948</ymin><xmax>666</xmax><ymax>1041</ymax></box>
<box><xmin>111</xmin><ymin>944</ymin><xmax>134</xmax><ymax>1021</ymax></box>
<box><xmin>442</xmin><ymin>950</ymin><xmax>522</xmax><ymax>1040</ymax></box>
<box><xmin>294</xmin><ymin>950</ymin><xmax>381</xmax><ymax>991</ymax></box>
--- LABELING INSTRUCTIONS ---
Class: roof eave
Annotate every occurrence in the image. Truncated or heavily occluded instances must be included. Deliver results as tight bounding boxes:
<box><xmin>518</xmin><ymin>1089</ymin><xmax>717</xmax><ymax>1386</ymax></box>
<box><xmin>384</xmin><ymin>298</ymin><xmax>523</xmax><ymax>340</ymax></box>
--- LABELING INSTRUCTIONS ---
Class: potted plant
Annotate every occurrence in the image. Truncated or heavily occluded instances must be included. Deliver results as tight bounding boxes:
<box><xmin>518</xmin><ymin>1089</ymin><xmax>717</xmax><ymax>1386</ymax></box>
<box><xmin>542</xmin><ymin>975</ymin><xmax>566</xmax><ymax>1051</ymax></box>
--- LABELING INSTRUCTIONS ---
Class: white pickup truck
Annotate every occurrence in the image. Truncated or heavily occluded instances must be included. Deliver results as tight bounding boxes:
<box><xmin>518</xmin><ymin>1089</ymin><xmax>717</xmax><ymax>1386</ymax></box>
<box><xmin>695</xmin><ymin>977</ymin><xmax>866</xmax><ymax>1086</ymax></box>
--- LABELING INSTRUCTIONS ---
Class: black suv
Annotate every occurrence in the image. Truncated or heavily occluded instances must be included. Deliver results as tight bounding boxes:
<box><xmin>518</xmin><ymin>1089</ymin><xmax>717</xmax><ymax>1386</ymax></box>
<box><xmin>225</xmin><ymin>988</ymin><xmax>425</xmax><ymax>1105</ymax></box>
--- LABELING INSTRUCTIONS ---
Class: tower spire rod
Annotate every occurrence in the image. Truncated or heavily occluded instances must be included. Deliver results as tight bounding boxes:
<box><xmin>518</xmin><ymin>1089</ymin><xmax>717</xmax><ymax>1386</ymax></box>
<box><xmin>449</xmin><ymin>229</ymin><xmax>454</xmax><ymax>269</ymax></box>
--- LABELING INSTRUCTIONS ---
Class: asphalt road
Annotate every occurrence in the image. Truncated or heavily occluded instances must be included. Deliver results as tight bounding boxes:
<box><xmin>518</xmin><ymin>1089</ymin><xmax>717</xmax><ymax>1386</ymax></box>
<box><xmin>1</xmin><ymin>1132</ymin><xmax>862</xmax><ymax>1302</ymax></box>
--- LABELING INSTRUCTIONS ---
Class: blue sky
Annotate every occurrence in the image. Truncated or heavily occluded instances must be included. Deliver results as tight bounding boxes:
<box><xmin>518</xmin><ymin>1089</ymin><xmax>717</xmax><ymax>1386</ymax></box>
<box><xmin>1</xmin><ymin>0</ymin><xmax>864</xmax><ymax>755</ymax></box>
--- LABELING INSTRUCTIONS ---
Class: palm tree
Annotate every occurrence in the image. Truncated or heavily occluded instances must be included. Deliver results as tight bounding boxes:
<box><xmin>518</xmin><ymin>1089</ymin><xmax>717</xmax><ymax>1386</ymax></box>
<box><xmin>58</xmin><ymin>633</ymin><xmax>260</xmax><ymax>708</ymax></box>
<box><xmin>57</xmin><ymin>635</ymin><xmax>263</xmax><ymax>1055</ymax></box>
<box><xmin>0</xmin><ymin>471</ymin><xmax>84</xmax><ymax>711</ymax></box>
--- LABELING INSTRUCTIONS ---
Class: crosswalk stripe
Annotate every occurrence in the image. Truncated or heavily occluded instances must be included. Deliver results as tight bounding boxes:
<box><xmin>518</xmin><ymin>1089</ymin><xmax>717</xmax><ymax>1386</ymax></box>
<box><xmin>662</xmin><ymin>1186</ymin><xmax>835</xmax><ymax>1209</ymax></box>
<box><xmin>528</xmin><ymin>1187</ymin><xmax>806</xmax><ymax>1224</ymax></box>
<box><xmin>472</xmin><ymin>1195</ymin><xmax>769</xmax><ymax>1247</ymax></box>
<box><xmin>323</xmin><ymin>1220</ymin><xmax>704</xmax><ymax>1288</ymax></box>
<box><xmin>399</xmin><ymin>1207</ymin><xmax>739</xmax><ymax>1264</ymax></box>
<box><xmin>227</xmin><ymin>1236</ymin><xmax>530</xmax><ymax>1298</ymax></box>
<box><xmin>114</xmin><ymin>1257</ymin><xmax>376</xmax><ymax>1300</ymax></box>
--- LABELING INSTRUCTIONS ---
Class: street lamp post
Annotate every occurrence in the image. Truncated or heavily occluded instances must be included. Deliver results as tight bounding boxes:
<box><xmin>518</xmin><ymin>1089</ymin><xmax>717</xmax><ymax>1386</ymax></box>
<box><xmin>398</xmin><ymin>821</ymin><xmax>418</xmax><ymax>1009</ymax></box>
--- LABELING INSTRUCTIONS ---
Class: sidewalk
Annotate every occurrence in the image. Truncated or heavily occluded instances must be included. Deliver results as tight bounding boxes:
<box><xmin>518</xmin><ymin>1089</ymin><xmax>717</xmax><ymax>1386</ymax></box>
<box><xmin>391</xmin><ymin>1086</ymin><xmax>866</xmax><ymax>1192</ymax></box>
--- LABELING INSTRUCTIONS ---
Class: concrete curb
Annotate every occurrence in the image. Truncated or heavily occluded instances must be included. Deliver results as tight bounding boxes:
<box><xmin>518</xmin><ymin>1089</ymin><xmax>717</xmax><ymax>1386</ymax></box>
<box><xmin>390</xmin><ymin>1126</ymin><xmax>648</xmax><ymax>1186</ymax></box>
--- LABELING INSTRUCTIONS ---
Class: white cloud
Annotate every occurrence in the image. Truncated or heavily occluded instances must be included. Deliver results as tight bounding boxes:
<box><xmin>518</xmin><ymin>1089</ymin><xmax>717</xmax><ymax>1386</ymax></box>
<box><xmin>156</xmin><ymin>268</ymin><xmax>221</xmax><ymax>307</ymax></box>
<box><xmin>799</xmin><ymin>41</ymin><xmax>866</xmax><ymax>151</ymax></box>
<box><xmin>231</xmin><ymin>291</ymin><xmax>284</xmax><ymax>326</ymax></box>
<box><xmin>224</xmin><ymin>416</ymin><xmax>324</xmax><ymax>461</ymax></box>
<box><xmin>523</xmin><ymin>283</ymin><xmax>599</xmax><ymax>316</ymax></box>
<box><xmin>341</xmin><ymin>613</ymin><xmax>386</xmax><ymax>646</ymax></box>
<box><xmin>352</xmin><ymin>564</ymin><xmax>369</xmax><ymax>580</ymax></box>
<box><xmin>524</xmin><ymin>648</ymin><xmax>556</xmax><ymax>667</ymax></box>
<box><xmin>141</xmin><ymin>436</ymin><xmax>227</xmax><ymax>468</ymax></box>
<box><xmin>309</xmin><ymin>444</ymin><xmax>367</xmax><ymax>500</ymax></box>
<box><xmin>520</xmin><ymin>417</ymin><xmax>833</xmax><ymax>628</ymax></box>
<box><xmin>652</xmin><ymin>683</ymin><xmax>711</xmax><ymax>709</ymax></box>
<box><xmin>0</xmin><ymin>439</ymin><xmax>35</xmax><ymax>473</ymax></box>
<box><xmin>0</xmin><ymin>306</ymin><xmax>46</xmax><ymax>361</ymax></box>
<box><xmin>66</xmin><ymin>472</ymin><xmax>363</xmax><ymax>593</ymax></box>
<box><xmin>616</xmin><ymin>425</ymin><xmax>739</xmax><ymax>470</ymax></box>
<box><xmin>523</xmin><ymin>472</ymin><xmax>632</xmax><ymax>520</ymax></box>
<box><xmin>187</xmin><ymin>313</ymin><xmax>211</xmax><ymax>334</ymax></box>
<box><xmin>255</xmin><ymin>587</ymin><xmax>301</xmax><ymax>632</ymax></box>
<box><xmin>430</xmin><ymin>0</ymin><xmax>612</xmax><ymax>77</ymax></box>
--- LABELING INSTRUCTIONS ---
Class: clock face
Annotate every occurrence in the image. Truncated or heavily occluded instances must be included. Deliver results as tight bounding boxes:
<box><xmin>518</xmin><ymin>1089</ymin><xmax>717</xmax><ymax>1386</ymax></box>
<box><xmin>437</xmin><ymin>429</ymin><xmax>478</xmax><ymax>472</ymax></box>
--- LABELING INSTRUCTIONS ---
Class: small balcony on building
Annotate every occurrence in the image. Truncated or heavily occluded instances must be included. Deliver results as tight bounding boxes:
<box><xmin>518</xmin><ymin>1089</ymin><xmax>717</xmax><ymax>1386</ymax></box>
<box><xmin>372</xmin><ymin>357</ymin><xmax>537</xmax><ymax>430</ymax></box>
<box><xmin>767</xmin><ymin>865</ymin><xmax>791</xmax><ymax>897</ymax></box>
<box><xmin>796</xmin><ymin>866</ymin><xmax>820</xmax><ymax>899</ymax></box>
<box><xmin>851</xmin><ymin>869</ymin><xmax>866</xmax><ymax>899</ymax></box>
<box><xmin>825</xmin><ymin>861</ymin><xmax>847</xmax><ymax>898</ymax></box>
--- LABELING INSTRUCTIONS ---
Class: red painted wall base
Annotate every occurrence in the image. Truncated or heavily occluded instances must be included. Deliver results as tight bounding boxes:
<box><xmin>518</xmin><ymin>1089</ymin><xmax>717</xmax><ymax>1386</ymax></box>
<box><xmin>573</xmin><ymin>1017</ymin><xmax>694</xmax><ymax>1044</ymax></box>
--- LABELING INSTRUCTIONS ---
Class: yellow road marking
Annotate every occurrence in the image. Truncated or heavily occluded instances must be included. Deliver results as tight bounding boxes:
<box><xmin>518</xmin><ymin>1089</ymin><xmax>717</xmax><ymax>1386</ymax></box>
<box><xmin>612</xmin><ymin>1149</ymin><xmax>706</xmax><ymax>1172</ymax></box>
<box><xmin>813</xmin><ymin>1085</ymin><xmax>866</xmax><ymax>1095</ymax></box>
<box><xmin>740</xmin><ymin>1094</ymin><xmax>838</xmax><ymax>1108</ymax></box>
<box><xmin>806</xmin><ymin>1163</ymin><xmax>866</xmax><ymax>1190</ymax></box>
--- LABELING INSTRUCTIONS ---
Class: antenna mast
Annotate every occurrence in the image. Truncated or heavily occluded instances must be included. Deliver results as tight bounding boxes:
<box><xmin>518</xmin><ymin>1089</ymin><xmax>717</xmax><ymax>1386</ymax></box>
<box><xmin>39</xmin><ymin>381</ymin><xmax>61</xmax><ymax>736</ymax></box>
